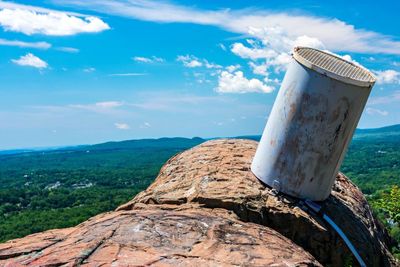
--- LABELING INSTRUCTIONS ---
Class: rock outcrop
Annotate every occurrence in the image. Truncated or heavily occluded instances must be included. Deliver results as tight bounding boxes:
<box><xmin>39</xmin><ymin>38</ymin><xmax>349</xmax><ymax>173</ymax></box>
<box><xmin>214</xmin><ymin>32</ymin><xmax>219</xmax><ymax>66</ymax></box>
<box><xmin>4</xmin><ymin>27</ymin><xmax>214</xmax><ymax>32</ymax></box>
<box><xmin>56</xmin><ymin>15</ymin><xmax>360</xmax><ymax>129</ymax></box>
<box><xmin>0</xmin><ymin>139</ymin><xmax>398</xmax><ymax>266</ymax></box>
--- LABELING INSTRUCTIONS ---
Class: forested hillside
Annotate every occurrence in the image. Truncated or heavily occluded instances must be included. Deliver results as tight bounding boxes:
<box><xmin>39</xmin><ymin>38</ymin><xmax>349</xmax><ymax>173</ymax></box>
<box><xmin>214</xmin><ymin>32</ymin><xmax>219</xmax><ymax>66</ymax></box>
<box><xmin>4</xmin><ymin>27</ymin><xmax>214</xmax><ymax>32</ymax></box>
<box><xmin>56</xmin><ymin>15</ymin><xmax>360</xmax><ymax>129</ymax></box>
<box><xmin>0</xmin><ymin>137</ymin><xmax>204</xmax><ymax>242</ymax></box>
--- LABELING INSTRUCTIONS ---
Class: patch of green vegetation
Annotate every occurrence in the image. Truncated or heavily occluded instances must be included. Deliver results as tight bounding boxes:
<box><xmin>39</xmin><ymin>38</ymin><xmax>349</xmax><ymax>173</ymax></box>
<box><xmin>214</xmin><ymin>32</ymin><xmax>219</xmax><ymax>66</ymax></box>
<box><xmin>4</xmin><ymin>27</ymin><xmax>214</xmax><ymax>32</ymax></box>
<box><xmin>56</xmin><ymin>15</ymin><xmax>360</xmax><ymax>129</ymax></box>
<box><xmin>341</xmin><ymin>129</ymin><xmax>400</xmax><ymax>257</ymax></box>
<box><xmin>0</xmin><ymin>137</ymin><xmax>204</xmax><ymax>242</ymax></box>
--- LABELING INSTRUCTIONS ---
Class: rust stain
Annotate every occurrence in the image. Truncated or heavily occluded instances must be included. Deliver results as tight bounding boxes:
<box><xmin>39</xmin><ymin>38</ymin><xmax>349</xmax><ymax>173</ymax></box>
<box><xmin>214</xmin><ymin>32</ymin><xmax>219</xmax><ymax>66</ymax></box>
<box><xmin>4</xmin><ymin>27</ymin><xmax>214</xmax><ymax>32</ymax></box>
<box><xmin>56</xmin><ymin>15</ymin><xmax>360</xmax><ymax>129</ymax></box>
<box><xmin>288</xmin><ymin>103</ymin><xmax>296</xmax><ymax>121</ymax></box>
<box><xmin>270</xmin><ymin>139</ymin><xmax>276</xmax><ymax>147</ymax></box>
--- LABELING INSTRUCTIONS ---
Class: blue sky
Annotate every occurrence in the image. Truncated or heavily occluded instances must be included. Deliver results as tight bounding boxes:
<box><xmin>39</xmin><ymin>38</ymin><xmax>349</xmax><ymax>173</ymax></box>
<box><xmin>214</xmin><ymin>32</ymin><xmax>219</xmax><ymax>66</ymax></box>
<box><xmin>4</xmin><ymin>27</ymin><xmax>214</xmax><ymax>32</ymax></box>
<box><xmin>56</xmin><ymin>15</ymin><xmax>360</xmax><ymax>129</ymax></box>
<box><xmin>0</xmin><ymin>0</ymin><xmax>399</xmax><ymax>149</ymax></box>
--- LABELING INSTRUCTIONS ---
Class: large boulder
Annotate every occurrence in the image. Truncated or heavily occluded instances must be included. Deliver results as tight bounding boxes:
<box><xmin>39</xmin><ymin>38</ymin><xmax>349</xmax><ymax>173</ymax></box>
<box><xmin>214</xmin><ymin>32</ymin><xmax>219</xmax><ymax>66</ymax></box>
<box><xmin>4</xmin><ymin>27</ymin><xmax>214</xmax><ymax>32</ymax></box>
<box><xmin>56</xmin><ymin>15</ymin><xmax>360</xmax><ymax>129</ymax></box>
<box><xmin>120</xmin><ymin>139</ymin><xmax>397</xmax><ymax>266</ymax></box>
<box><xmin>0</xmin><ymin>208</ymin><xmax>320</xmax><ymax>266</ymax></box>
<box><xmin>0</xmin><ymin>139</ymin><xmax>397</xmax><ymax>266</ymax></box>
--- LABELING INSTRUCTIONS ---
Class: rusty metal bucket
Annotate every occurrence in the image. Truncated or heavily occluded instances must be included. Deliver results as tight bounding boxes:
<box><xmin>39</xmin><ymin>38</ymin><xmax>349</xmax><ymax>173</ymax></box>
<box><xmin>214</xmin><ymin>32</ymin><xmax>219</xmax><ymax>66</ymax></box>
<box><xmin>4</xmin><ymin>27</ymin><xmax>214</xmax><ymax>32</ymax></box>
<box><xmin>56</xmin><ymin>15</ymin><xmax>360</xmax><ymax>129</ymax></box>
<box><xmin>251</xmin><ymin>47</ymin><xmax>376</xmax><ymax>201</ymax></box>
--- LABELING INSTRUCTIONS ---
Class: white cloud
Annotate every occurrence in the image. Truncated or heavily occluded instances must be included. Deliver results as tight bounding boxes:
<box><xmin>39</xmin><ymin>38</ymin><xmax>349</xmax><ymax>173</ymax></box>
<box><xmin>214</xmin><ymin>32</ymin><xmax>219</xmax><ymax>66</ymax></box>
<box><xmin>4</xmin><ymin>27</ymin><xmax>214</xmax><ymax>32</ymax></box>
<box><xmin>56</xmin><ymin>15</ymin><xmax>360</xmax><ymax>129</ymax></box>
<box><xmin>33</xmin><ymin>101</ymin><xmax>125</xmax><ymax>115</ymax></box>
<box><xmin>226</xmin><ymin>64</ymin><xmax>240</xmax><ymax>73</ymax></box>
<box><xmin>177</xmin><ymin>55</ymin><xmax>221</xmax><ymax>69</ymax></box>
<box><xmin>293</xmin><ymin>35</ymin><xmax>325</xmax><ymax>50</ymax></box>
<box><xmin>366</xmin><ymin>107</ymin><xmax>389</xmax><ymax>116</ymax></box>
<box><xmin>231</xmin><ymin>27</ymin><xmax>326</xmax><ymax>77</ymax></box>
<box><xmin>340</xmin><ymin>55</ymin><xmax>354</xmax><ymax>63</ymax></box>
<box><xmin>133</xmin><ymin>56</ymin><xmax>164</xmax><ymax>63</ymax></box>
<box><xmin>11</xmin><ymin>53</ymin><xmax>48</xmax><ymax>69</ymax></box>
<box><xmin>70</xmin><ymin>101</ymin><xmax>124</xmax><ymax>113</ymax></box>
<box><xmin>0</xmin><ymin>38</ymin><xmax>51</xmax><ymax>49</ymax></box>
<box><xmin>218</xmin><ymin>43</ymin><xmax>226</xmax><ymax>51</ymax></box>
<box><xmin>177</xmin><ymin>55</ymin><xmax>202</xmax><ymax>68</ymax></box>
<box><xmin>374</xmin><ymin>70</ymin><xmax>400</xmax><ymax>84</ymax></box>
<box><xmin>249</xmin><ymin>62</ymin><xmax>268</xmax><ymax>76</ymax></box>
<box><xmin>53</xmin><ymin>0</ymin><xmax>400</xmax><ymax>55</ymax></box>
<box><xmin>231</xmin><ymin>42</ymin><xmax>276</xmax><ymax>60</ymax></box>
<box><xmin>56</xmin><ymin>47</ymin><xmax>79</xmax><ymax>53</ymax></box>
<box><xmin>368</xmin><ymin>90</ymin><xmax>400</xmax><ymax>105</ymax></box>
<box><xmin>114</xmin><ymin>122</ymin><xmax>130</xmax><ymax>130</ymax></box>
<box><xmin>0</xmin><ymin>1</ymin><xmax>84</xmax><ymax>15</ymax></box>
<box><xmin>0</xmin><ymin>2</ymin><xmax>110</xmax><ymax>36</ymax></box>
<box><xmin>83</xmin><ymin>67</ymin><xmax>96</xmax><ymax>73</ymax></box>
<box><xmin>216</xmin><ymin>70</ymin><xmax>274</xmax><ymax>94</ymax></box>
<box><xmin>204</xmin><ymin>60</ymin><xmax>222</xmax><ymax>69</ymax></box>
<box><xmin>176</xmin><ymin>55</ymin><xmax>222</xmax><ymax>84</ymax></box>
<box><xmin>51</xmin><ymin>0</ymin><xmax>400</xmax><ymax>96</ymax></box>
<box><xmin>139</xmin><ymin>122</ymin><xmax>151</xmax><ymax>128</ymax></box>
<box><xmin>109</xmin><ymin>73</ymin><xmax>148</xmax><ymax>77</ymax></box>
<box><xmin>186</xmin><ymin>59</ymin><xmax>202</xmax><ymax>68</ymax></box>
<box><xmin>95</xmin><ymin>101</ymin><xmax>123</xmax><ymax>108</ymax></box>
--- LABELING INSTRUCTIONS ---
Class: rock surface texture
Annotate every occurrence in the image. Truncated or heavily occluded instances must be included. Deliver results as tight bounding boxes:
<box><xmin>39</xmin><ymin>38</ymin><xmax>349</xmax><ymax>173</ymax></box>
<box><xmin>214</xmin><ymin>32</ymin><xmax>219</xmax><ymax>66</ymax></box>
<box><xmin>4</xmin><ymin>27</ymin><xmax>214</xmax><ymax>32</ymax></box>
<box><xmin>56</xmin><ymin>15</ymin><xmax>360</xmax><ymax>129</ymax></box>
<box><xmin>0</xmin><ymin>139</ymin><xmax>398</xmax><ymax>266</ymax></box>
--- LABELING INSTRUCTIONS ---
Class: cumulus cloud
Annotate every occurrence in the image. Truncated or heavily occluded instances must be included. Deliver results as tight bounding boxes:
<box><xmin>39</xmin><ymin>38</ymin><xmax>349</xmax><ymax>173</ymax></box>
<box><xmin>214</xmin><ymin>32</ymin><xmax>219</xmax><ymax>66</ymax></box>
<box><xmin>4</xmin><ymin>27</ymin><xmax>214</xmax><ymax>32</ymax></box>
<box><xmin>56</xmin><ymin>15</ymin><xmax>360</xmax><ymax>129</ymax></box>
<box><xmin>177</xmin><ymin>55</ymin><xmax>221</xmax><ymax>69</ymax></box>
<box><xmin>231</xmin><ymin>42</ymin><xmax>276</xmax><ymax>60</ymax></box>
<box><xmin>374</xmin><ymin>70</ymin><xmax>400</xmax><ymax>84</ymax></box>
<box><xmin>226</xmin><ymin>64</ymin><xmax>240</xmax><ymax>72</ymax></box>
<box><xmin>133</xmin><ymin>56</ymin><xmax>164</xmax><ymax>63</ymax></box>
<box><xmin>249</xmin><ymin>62</ymin><xmax>268</xmax><ymax>76</ymax></box>
<box><xmin>53</xmin><ymin>0</ymin><xmax>400</xmax><ymax>55</ymax></box>
<box><xmin>230</xmin><ymin>27</ymin><xmax>327</xmax><ymax>79</ymax></box>
<box><xmin>366</xmin><ymin>107</ymin><xmax>389</xmax><ymax>116</ymax></box>
<box><xmin>114</xmin><ymin>122</ymin><xmax>130</xmax><ymax>130</ymax></box>
<box><xmin>0</xmin><ymin>2</ymin><xmax>110</xmax><ymax>36</ymax></box>
<box><xmin>0</xmin><ymin>38</ymin><xmax>51</xmax><ymax>49</ymax></box>
<box><xmin>216</xmin><ymin>69</ymin><xmax>274</xmax><ymax>94</ymax></box>
<box><xmin>12</xmin><ymin>53</ymin><xmax>48</xmax><ymax>69</ymax></box>
<box><xmin>176</xmin><ymin>55</ymin><xmax>222</xmax><ymax>85</ymax></box>
<box><xmin>293</xmin><ymin>35</ymin><xmax>325</xmax><ymax>49</ymax></box>
<box><xmin>176</xmin><ymin>55</ymin><xmax>202</xmax><ymax>68</ymax></box>
<box><xmin>204</xmin><ymin>60</ymin><xmax>222</xmax><ymax>69</ymax></box>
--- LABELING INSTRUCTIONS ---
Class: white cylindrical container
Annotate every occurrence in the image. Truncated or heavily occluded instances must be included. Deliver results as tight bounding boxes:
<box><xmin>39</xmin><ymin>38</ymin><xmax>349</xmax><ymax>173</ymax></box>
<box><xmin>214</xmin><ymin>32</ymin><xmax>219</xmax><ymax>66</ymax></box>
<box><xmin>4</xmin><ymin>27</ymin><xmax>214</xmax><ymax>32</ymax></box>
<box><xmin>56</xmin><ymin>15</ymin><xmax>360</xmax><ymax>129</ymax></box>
<box><xmin>251</xmin><ymin>47</ymin><xmax>376</xmax><ymax>201</ymax></box>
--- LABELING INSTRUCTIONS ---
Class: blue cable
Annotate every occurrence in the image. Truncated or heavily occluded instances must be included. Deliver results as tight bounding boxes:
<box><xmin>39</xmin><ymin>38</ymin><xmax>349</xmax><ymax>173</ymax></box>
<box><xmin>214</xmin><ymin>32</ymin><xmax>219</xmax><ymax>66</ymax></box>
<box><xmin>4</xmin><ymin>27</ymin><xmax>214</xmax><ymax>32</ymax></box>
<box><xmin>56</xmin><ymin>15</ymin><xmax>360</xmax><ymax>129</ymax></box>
<box><xmin>304</xmin><ymin>199</ymin><xmax>367</xmax><ymax>267</ymax></box>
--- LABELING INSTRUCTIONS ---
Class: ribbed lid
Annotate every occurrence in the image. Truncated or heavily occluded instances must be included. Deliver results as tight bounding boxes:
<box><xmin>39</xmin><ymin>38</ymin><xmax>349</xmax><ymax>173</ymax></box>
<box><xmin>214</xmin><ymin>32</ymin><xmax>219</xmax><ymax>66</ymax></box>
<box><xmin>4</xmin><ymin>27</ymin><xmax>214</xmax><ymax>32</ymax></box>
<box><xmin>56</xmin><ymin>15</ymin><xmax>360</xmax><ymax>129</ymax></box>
<box><xmin>293</xmin><ymin>47</ymin><xmax>376</xmax><ymax>87</ymax></box>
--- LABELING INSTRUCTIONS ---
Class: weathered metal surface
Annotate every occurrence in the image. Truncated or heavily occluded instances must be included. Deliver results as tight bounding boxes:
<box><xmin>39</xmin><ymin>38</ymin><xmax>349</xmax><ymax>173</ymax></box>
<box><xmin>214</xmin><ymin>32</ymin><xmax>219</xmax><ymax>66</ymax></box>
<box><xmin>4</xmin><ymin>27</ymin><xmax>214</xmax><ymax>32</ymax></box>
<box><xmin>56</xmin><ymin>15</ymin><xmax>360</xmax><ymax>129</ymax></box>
<box><xmin>251</xmin><ymin>48</ymin><xmax>375</xmax><ymax>201</ymax></box>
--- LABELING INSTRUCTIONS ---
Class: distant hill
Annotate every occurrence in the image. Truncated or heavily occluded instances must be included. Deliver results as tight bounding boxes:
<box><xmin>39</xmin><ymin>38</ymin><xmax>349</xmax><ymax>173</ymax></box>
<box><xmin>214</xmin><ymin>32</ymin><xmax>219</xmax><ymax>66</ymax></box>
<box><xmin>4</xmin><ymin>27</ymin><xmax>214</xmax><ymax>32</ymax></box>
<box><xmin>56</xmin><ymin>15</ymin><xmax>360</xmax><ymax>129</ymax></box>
<box><xmin>1</xmin><ymin>124</ymin><xmax>399</xmax><ymax>156</ymax></box>
<box><xmin>356</xmin><ymin>124</ymin><xmax>400</xmax><ymax>134</ymax></box>
<box><xmin>0</xmin><ymin>146</ymin><xmax>85</xmax><ymax>156</ymax></box>
<box><xmin>0</xmin><ymin>149</ymin><xmax>36</xmax><ymax>156</ymax></box>
<box><xmin>236</xmin><ymin>124</ymin><xmax>400</xmax><ymax>142</ymax></box>
<box><xmin>87</xmin><ymin>137</ymin><xmax>205</xmax><ymax>151</ymax></box>
<box><xmin>353</xmin><ymin>124</ymin><xmax>400</xmax><ymax>141</ymax></box>
<box><xmin>0</xmin><ymin>138</ymin><xmax>205</xmax><ymax>156</ymax></box>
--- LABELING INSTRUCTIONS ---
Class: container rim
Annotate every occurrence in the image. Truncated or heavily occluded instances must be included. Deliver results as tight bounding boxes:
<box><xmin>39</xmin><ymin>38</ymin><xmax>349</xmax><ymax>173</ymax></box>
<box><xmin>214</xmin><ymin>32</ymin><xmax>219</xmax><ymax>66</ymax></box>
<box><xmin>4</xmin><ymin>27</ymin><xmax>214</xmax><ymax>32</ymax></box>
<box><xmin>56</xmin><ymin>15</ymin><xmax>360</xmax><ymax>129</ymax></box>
<box><xmin>293</xmin><ymin>47</ymin><xmax>376</xmax><ymax>88</ymax></box>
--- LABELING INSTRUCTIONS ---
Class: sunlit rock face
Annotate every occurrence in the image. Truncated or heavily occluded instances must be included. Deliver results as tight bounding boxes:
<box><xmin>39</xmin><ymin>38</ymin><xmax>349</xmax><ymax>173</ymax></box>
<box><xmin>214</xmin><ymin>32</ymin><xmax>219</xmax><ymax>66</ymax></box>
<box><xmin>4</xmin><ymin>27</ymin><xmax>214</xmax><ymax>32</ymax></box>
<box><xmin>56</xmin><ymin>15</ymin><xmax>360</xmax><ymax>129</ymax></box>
<box><xmin>0</xmin><ymin>139</ymin><xmax>397</xmax><ymax>266</ymax></box>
